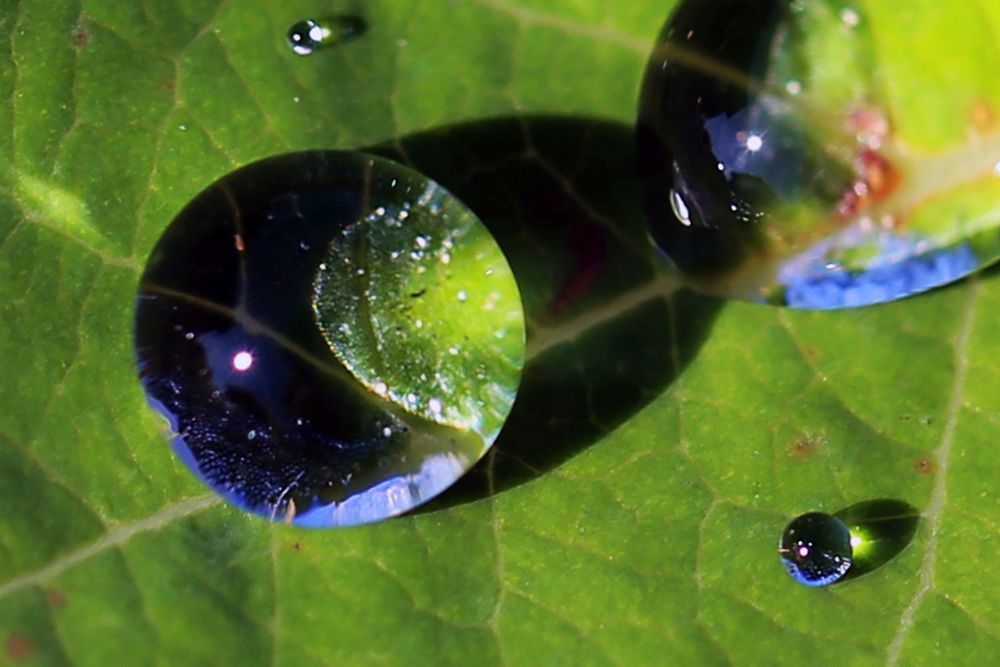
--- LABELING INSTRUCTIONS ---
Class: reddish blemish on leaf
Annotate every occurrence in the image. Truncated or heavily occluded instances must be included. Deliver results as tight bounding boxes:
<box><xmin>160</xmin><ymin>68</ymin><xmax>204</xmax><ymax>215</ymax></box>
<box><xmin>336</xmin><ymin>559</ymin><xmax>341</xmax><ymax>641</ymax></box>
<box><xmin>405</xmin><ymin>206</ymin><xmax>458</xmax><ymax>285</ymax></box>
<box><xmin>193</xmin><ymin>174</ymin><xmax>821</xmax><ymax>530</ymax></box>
<box><xmin>546</xmin><ymin>223</ymin><xmax>607</xmax><ymax>319</ymax></box>
<box><xmin>915</xmin><ymin>458</ymin><xmax>935</xmax><ymax>475</ymax></box>
<box><xmin>46</xmin><ymin>588</ymin><xmax>67</xmax><ymax>608</ymax></box>
<box><xmin>5</xmin><ymin>635</ymin><xmax>35</xmax><ymax>661</ymax></box>
<box><xmin>71</xmin><ymin>25</ymin><xmax>90</xmax><ymax>47</ymax></box>
<box><xmin>969</xmin><ymin>99</ymin><xmax>997</xmax><ymax>134</ymax></box>
<box><xmin>791</xmin><ymin>438</ymin><xmax>816</xmax><ymax>458</ymax></box>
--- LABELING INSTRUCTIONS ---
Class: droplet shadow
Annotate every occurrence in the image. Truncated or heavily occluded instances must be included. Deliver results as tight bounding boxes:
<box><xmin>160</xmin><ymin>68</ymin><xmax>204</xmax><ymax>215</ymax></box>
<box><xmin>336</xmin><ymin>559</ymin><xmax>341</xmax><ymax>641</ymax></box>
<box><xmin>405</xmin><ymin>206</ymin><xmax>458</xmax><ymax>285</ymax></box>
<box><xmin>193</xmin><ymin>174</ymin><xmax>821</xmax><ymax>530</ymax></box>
<box><xmin>835</xmin><ymin>498</ymin><xmax>920</xmax><ymax>583</ymax></box>
<box><xmin>367</xmin><ymin>116</ymin><xmax>722</xmax><ymax>508</ymax></box>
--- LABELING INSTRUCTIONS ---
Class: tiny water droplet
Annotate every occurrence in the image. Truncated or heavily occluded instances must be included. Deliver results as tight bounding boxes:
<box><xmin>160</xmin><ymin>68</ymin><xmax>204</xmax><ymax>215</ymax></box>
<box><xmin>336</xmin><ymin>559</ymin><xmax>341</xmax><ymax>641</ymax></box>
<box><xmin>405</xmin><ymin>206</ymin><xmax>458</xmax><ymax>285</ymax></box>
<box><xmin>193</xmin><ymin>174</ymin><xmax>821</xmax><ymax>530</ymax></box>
<box><xmin>456</xmin><ymin>290</ymin><xmax>468</xmax><ymax>302</ymax></box>
<box><xmin>779</xmin><ymin>512</ymin><xmax>853</xmax><ymax>587</ymax></box>
<box><xmin>286</xmin><ymin>16</ymin><xmax>366</xmax><ymax>56</ymax></box>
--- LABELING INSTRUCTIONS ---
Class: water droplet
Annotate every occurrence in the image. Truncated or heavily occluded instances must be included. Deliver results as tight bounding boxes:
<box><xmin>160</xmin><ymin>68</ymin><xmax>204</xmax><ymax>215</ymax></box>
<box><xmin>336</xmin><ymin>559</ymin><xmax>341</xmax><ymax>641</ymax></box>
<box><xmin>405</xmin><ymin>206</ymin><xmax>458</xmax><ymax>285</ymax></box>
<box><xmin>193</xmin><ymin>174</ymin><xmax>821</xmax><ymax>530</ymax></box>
<box><xmin>134</xmin><ymin>150</ymin><xmax>523</xmax><ymax>527</ymax></box>
<box><xmin>456</xmin><ymin>290</ymin><xmax>468</xmax><ymax>302</ymax></box>
<box><xmin>286</xmin><ymin>16</ymin><xmax>366</xmax><ymax>56</ymax></box>
<box><xmin>638</xmin><ymin>1</ymin><xmax>1000</xmax><ymax>308</ymax></box>
<box><xmin>779</xmin><ymin>512</ymin><xmax>853</xmax><ymax>587</ymax></box>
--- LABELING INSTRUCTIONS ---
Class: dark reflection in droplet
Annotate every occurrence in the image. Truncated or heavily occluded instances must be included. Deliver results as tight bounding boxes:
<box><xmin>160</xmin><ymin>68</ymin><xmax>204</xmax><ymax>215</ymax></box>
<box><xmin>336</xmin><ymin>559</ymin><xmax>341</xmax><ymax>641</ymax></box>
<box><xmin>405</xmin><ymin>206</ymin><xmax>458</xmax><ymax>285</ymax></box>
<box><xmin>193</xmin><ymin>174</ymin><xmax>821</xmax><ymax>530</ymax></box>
<box><xmin>287</xmin><ymin>16</ymin><xmax>366</xmax><ymax>56</ymax></box>
<box><xmin>834</xmin><ymin>499</ymin><xmax>919</xmax><ymax>582</ymax></box>
<box><xmin>779</xmin><ymin>512</ymin><xmax>853</xmax><ymax>587</ymax></box>
<box><xmin>133</xmin><ymin>151</ymin><xmax>521</xmax><ymax>527</ymax></box>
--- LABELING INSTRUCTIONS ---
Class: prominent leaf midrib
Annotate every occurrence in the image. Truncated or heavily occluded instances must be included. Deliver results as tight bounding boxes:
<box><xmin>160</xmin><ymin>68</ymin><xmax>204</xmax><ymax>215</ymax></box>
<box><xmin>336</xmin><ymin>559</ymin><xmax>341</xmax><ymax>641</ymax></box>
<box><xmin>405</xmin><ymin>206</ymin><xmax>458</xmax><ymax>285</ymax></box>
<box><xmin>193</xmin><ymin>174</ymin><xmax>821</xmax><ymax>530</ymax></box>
<box><xmin>884</xmin><ymin>278</ymin><xmax>980</xmax><ymax>666</ymax></box>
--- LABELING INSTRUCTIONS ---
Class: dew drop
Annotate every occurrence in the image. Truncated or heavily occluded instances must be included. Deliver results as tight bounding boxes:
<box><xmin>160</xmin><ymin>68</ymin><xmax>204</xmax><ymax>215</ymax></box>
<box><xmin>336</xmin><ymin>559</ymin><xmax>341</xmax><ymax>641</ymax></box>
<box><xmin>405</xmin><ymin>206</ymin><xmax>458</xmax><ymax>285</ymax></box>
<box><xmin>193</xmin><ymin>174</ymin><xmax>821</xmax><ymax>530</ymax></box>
<box><xmin>133</xmin><ymin>150</ymin><xmax>524</xmax><ymax>527</ymax></box>
<box><xmin>779</xmin><ymin>512</ymin><xmax>853</xmax><ymax>587</ymax></box>
<box><xmin>286</xmin><ymin>16</ymin><xmax>366</xmax><ymax>56</ymax></box>
<box><xmin>638</xmin><ymin>1</ymin><xmax>1000</xmax><ymax>308</ymax></box>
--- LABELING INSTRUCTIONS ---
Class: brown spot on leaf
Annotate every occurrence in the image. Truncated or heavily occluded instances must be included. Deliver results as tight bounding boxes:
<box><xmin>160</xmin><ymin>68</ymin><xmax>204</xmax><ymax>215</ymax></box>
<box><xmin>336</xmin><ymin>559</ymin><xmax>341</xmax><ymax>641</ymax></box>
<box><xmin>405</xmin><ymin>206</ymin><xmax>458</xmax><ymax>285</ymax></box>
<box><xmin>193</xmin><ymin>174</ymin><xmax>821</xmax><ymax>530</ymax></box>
<box><xmin>46</xmin><ymin>588</ymin><xmax>67</xmax><ymax>608</ymax></box>
<box><xmin>292</xmin><ymin>542</ymin><xmax>302</xmax><ymax>551</ymax></box>
<box><xmin>161</xmin><ymin>78</ymin><xmax>177</xmax><ymax>92</ymax></box>
<box><xmin>791</xmin><ymin>438</ymin><xmax>816</xmax><ymax>458</ymax></box>
<box><xmin>5</xmin><ymin>635</ymin><xmax>35</xmax><ymax>661</ymax></box>
<box><xmin>970</xmin><ymin>99</ymin><xmax>997</xmax><ymax>133</ymax></box>
<box><xmin>915</xmin><ymin>458</ymin><xmax>935</xmax><ymax>475</ymax></box>
<box><xmin>71</xmin><ymin>25</ymin><xmax>90</xmax><ymax>48</ymax></box>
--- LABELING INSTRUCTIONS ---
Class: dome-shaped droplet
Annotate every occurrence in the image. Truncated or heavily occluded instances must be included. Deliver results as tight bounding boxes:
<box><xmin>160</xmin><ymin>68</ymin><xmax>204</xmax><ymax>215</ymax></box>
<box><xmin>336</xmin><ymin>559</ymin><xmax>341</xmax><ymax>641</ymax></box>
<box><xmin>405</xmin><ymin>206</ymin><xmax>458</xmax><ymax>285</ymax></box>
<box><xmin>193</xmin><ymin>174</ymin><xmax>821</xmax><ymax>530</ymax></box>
<box><xmin>779</xmin><ymin>512</ymin><xmax>853</xmax><ymax>587</ymax></box>
<box><xmin>638</xmin><ymin>0</ymin><xmax>1000</xmax><ymax>308</ymax></box>
<box><xmin>287</xmin><ymin>16</ymin><xmax>365</xmax><ymax>56</ymax></box>
<box><xmin>133</xmin><ymin>151</ymin><xmax>525</xmax><ymax>527</ymax></box>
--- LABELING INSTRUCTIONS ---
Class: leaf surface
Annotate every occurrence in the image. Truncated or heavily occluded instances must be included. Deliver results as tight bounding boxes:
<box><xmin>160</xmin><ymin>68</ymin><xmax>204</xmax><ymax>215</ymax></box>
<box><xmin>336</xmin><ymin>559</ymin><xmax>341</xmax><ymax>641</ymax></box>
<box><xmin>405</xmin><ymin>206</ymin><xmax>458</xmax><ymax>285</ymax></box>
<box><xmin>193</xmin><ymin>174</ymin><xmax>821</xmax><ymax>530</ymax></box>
<box><xmin>0</xmin><ymin>1</ymin><xmax>998</xmax><ymax>666</ymax></box>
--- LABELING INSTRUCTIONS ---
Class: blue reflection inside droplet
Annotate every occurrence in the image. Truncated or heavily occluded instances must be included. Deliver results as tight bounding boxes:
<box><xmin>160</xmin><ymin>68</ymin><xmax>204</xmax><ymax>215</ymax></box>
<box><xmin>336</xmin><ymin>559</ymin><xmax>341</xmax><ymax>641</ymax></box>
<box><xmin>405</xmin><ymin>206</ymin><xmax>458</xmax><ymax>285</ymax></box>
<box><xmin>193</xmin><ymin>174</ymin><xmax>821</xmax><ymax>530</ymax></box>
<box><xmin>783</xmin><ymin>242</ymin><xmax>979</xmax><ymax>309</ymax></box>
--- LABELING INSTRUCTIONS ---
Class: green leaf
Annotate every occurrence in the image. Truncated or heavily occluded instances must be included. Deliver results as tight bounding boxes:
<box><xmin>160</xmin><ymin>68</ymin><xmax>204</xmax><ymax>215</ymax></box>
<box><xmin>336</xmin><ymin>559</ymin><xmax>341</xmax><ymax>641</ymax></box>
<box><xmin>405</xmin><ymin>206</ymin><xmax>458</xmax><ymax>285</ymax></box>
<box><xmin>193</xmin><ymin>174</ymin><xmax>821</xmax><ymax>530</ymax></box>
<box><xmin>0</xmin><ymin>1</ymin><xmax>997</xmax><ymax>666</ymax></box>
<box><xmin>312</xmin><ymin>167</ymin><xmax>525</xmax><ymax>443</ymax></box>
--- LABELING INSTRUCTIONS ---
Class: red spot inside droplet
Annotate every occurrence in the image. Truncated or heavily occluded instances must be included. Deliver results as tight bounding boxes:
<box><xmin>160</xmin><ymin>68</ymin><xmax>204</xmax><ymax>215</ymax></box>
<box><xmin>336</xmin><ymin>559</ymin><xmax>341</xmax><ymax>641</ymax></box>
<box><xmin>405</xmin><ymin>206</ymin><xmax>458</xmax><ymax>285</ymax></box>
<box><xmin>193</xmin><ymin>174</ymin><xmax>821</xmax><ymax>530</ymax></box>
<box><xmin>970</xmin><ymin>99</ymin><xmax>996</xmax><ymax>133</ymax></box>
<box><xmin>5</xmin><ymin>635</ymin><xmax>35</xmax><ymax>662</ymax></box>
<box><xmin>46</xmin><ymin>588</ymin><xmax>67</xmax><ymax>608</ymax></box>
<box><xmin>71</xmin><ymin>25</ymin><xmax>90</xmax><ymax>47</ymax></box>
<box><xmin>915</xmin><ymin>458</ymin><xmax>935</xmax><ymax>475</ymax></box>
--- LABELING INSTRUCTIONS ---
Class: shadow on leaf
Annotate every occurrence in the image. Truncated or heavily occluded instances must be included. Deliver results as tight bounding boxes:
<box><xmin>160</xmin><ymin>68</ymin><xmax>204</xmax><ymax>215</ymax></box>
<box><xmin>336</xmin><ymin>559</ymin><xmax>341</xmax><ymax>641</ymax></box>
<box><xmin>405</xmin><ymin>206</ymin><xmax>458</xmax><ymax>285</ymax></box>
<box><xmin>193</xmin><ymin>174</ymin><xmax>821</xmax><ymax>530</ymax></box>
<box><xmin>836</xmin><ymin>498</ymin><xmax>920</xmax><ymax>583</ymax></box>
<box><xmin>369</xmin><ymin>116</ymin><xmax>722</xmax><ymax>507</ymax></box>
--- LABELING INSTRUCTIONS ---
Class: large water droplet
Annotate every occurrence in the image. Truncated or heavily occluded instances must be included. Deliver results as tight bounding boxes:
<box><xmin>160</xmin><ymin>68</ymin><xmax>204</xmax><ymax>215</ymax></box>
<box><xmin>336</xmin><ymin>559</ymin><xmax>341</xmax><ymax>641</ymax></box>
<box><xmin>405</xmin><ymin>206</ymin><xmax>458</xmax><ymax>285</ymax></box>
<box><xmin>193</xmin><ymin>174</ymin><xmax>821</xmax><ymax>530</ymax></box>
<box><xmin>287</xmin><ymin>16</ymin><xmax>365</xmax><ymax>56</ymax></box>
<box><xmin>638</xmin><ymin>1</ymin><xmax>1000</xmax><ymax>308</ymax></box>
<box><xmin>133</xmin><ymin>151</ymin><xmax>525</xmax><ymax>527</ymax></box>
<box><xmin>779</xmin><ymin>512</ymin><xmax>853</xmax><ymax>587</ymax></box>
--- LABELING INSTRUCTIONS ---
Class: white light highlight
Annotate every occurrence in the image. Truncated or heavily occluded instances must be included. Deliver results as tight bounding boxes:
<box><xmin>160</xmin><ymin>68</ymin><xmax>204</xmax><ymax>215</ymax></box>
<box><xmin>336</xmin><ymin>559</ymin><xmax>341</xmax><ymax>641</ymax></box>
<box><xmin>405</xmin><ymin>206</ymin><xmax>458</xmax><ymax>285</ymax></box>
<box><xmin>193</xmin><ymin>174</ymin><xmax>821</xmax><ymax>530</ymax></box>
<box><xmin>233</xmin><ymin>351</ymin><xmax>254</xmax><ymax>372</ymax></box>
<box><xmin>798</xmin><ymin>546</ymin><xmax>810</xmax><ymax>558</ymax></box>
<box><xmin>850</xmin><ymin>536</ymin><xmax>863</xmax><ymax>548</ymax></box>
<box><xmin>746</xmin><ymin>134</ymin><xmax>764</xmax><ymax>152</ymax></box>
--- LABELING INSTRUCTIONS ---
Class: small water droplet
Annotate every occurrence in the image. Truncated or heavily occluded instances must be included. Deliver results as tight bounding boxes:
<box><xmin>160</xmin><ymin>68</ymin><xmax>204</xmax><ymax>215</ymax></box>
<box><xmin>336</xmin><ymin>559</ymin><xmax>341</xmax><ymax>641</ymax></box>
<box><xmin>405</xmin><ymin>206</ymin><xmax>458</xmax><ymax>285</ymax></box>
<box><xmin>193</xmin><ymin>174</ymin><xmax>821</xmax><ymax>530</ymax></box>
<box><xmin>779</xmin><ymin>512</ymin><xmax>853</xmax><ymax>587</ymax></box>
<box><xmin>415</xmin><ymin>235</ymin><xmax>429</xmax><ymax>249</ymax></box>
<box><xmin>248</xmin><ymin>430</ymin><xmax>257</xmax><ymax>441</ymax></box>
<box><xmin>785</xmin><ymin>80</ymin><xmax>802</xmax><ymax>96</ymax></box>
<box><xmin>286</xmin><ymin>16</ymin><xmax>366</xmax><ymax>56</ymax></box>
<box><xmin>456</xmin><ymin>290</ymin><xmax>468</xmax><ymax>302</ymax></box>
<box><xmin>428</xmin><ymin>398</ymin><xmax>443</xmax><ymax>415</ymax></box>
<box><xmin>185</xmin><ymin>332</ymin><xmax>195</xmax><ymax>340</ymax></box>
